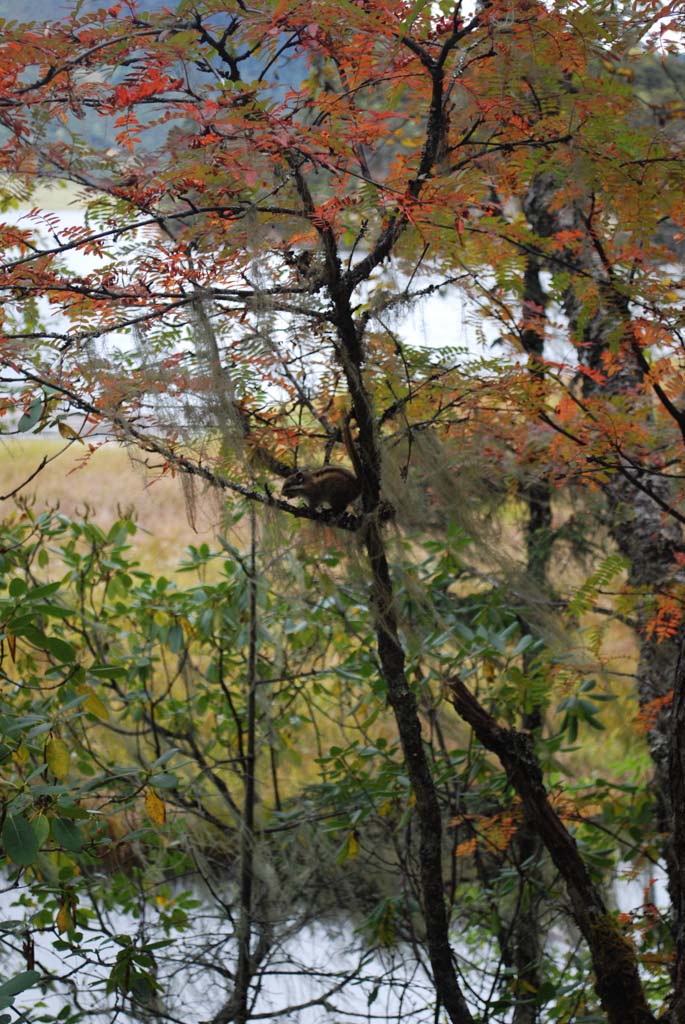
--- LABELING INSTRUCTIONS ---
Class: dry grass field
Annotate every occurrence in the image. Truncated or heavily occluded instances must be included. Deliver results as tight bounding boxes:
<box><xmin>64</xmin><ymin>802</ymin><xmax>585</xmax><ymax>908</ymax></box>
<box><xmin>0</xmin><ymin>437</ymin><xmax>224</xmax><ymax>569</ymax></box>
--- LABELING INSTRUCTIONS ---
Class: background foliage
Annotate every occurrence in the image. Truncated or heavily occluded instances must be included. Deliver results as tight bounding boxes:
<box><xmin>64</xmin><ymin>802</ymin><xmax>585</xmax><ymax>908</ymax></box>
<box><xmin>0</xmin><ymin>1</ymin><xmax>683</xmax><ymax>1022</ymax></box>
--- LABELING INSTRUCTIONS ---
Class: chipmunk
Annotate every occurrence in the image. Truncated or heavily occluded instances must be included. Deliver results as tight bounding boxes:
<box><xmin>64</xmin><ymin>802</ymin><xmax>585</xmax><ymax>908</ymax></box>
<box><xmin>281</xmin><ymin>419</ymin><xmax>362</xmax><ymax>515</ymax></box>
<box><xmin>281</xmin><ymin>464</ymin><xmax>361</xmax><ymax>514</ymax></box>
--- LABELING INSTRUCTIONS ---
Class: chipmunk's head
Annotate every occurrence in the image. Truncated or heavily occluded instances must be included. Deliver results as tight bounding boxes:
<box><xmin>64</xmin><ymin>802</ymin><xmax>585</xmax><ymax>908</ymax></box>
<box><xmin>282</xmin><ymin>471</ymin><xmax>309</xmax><ymax>498</ymax></box>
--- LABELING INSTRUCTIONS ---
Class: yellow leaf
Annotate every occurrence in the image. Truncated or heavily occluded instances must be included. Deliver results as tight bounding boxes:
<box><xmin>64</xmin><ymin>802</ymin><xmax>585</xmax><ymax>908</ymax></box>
<box><xmin>178</xmin><ymin>616</ymin><xmax>194</xmax><ymax>638</ymax></box>
<box><xmin>145</xmin><ymin>787</ymin><xmax>166</xmax><ymax>825</ymax></box>
<box><xmin>81</xmin><ymin>687</ymin><xmax>109</xmax><ymax>721</ymax></box>
<box><xmin>346</xmin><ymin>830</ymin><xmax>359</xmax><ymax>859</ymax></box>
<box><xmin>6</xmin><ymin>633</ymin><xmax>16</xmax><ymax>662</ymax></box>
<box><xmin>45</xmin><ymin>736</ymin><xmax>70</xmax><ymax>779</ymax></box>
<box><xmin>56</xmin><ymin>902</ymin><xmax>74</xmax><ymax>934</ymax></box>
<box><xmin>57</xmin><ymin>421</ymin><xmax>83</xmax><ymax>443</ymax></box>
<box><xmin>14</xmin><ymin>744</ymin><xmax>29</xmax><ymax>765</ymax></box>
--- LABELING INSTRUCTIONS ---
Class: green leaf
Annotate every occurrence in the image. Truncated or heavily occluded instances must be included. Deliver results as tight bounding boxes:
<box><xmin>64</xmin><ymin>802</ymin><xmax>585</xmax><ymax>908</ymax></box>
<box><xmin>32</xmin><ymin>814</ymin><xmax>50</xmax><ymax>850</ymax></box>
<box><xmin>0</xmin><ymin>970</ymin><xmax>41</xmax><ymax>998</ymax></box>
<box><xmin>167</xmin><ymin>622</ymin><xmax>184</xmax><ymax>653</ymax></box>
<box><xmin>89</xmin><ymin>664</ymin><xmax>127</xmax><ymax>679</ymax></box>
<box><xmin>8</xmin><ymin>579</ymin><xmax>26</xmax><ymax>598</ymax></box>
<box><xmin>1</xmin><ymin>815</ymin><xmax>40</xmax><ymax>866</ymax></box>
<box><xmin>43</xmin><ymin>637</ymin><xmax>76</xmax><ymax>663</ymax></box>
<box><xmin>27</xmin><ymin>581</ymin><xmax>62</xmax><ymax>600</ymax></box>
<box><xmin>511</xmin><ymin>634</ymin><xmax>534</xmax><ymax>657</ymax></box>
<box><xmin>151</xmin><ymin>748</ymin><xmax>180</xmax><ymax>768</ymax></box>
<box><xmin>16</xmin><ymin>397</ymin><xmax>43</xmax><ymax>433</ymax></box>
<box><xmin>149</xmin><ymin>772</ymin><xmax>178</xmax><ymax>790</ymax></box>
<box><xmin>51</xmin><ymin>818</ymin><xmax>83</xmax><ymax>852</ymax></box>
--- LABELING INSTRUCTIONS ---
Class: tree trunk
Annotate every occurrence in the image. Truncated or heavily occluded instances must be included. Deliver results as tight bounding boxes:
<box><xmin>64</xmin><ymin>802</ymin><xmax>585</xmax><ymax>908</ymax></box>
<box><xmin>523</xmin><ymin>169</ymin><xmax>685</xmax><ymax>1017</ymax></box>
<box><xmin>509</xmin><ymin>254</ymin><xmax>550</xmax><ymax>1024</ymax></box>
<box><xmin>669</xmin><ymin>638</ymin><xmax>685</xmax><ymax>1023</ymax></box>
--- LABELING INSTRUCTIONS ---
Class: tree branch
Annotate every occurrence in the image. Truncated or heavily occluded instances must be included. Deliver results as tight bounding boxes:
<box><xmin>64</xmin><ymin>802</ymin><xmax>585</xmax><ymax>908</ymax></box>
<box><xmin>447</xmin><ymin>675</ymin><xmax>656</xmax><ymax>1024</ymax></box>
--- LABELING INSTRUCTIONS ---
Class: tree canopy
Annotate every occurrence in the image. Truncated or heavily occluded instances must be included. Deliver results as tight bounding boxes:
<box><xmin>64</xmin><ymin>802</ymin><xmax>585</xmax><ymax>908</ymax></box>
<box><xmin>0</xmin><ymin>1</ymin><xmax>684</xmax><ymax>1023</ymax></box>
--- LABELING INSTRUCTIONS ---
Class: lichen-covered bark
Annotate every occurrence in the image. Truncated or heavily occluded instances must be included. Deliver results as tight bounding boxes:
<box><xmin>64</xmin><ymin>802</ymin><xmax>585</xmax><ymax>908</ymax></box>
<box><xmin>507</xmin><ymin>254</ymin><xmax>550</xmax><ymax>1024</ymax></box>
<box><xmin>364</xmin><ymin>518</ymin><xmax>474</xmax><ymax>1024</ymax></box>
